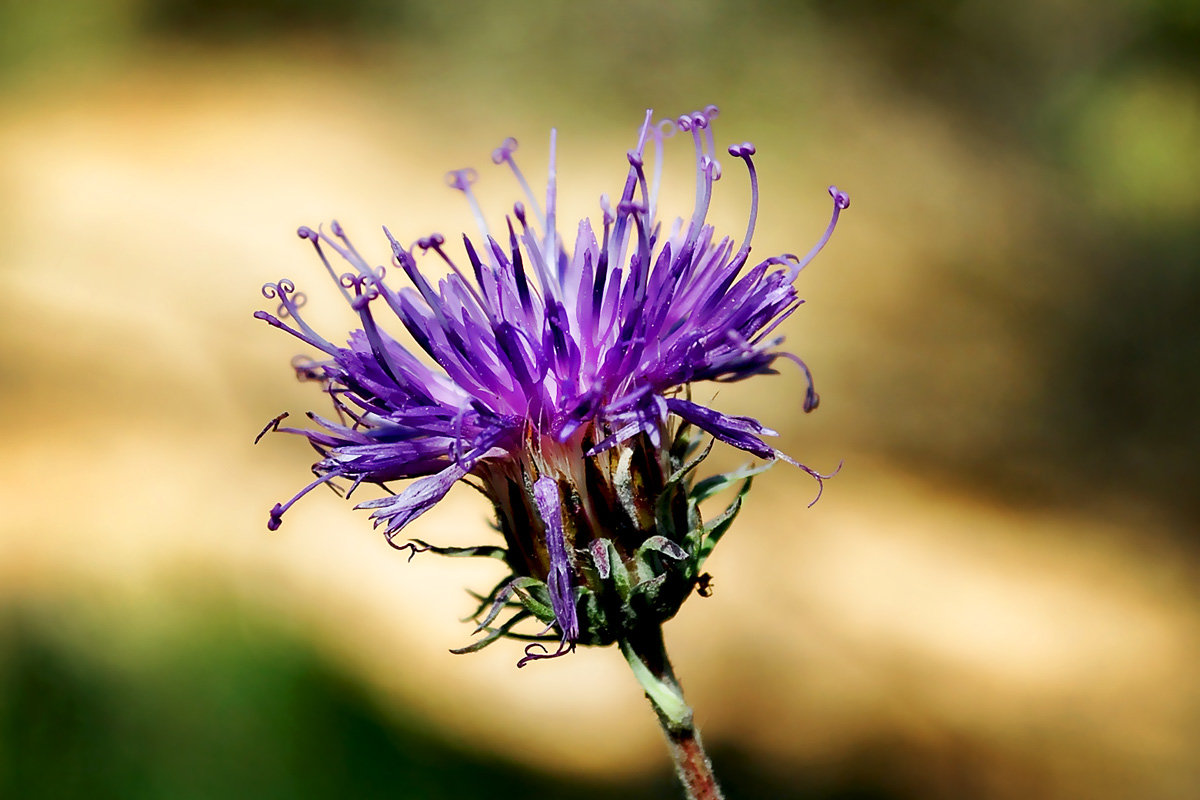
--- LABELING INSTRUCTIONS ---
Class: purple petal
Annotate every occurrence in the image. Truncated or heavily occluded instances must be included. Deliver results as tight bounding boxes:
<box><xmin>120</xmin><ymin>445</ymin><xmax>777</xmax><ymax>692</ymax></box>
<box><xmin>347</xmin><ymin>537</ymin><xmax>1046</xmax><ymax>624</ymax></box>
<box><xmin>356</xmin><ymin>460</ymin><xmax>471</xmax><ymax>535</ymax></box>
<box><xmin>532</xmin><ymin>475</ymin><xmax>579</xmax><ymax>642</ymax></box>
<box><xmin>665</xmin><ymin>397</ymin><xmax>776</xmax><ymax>459</ymax></box>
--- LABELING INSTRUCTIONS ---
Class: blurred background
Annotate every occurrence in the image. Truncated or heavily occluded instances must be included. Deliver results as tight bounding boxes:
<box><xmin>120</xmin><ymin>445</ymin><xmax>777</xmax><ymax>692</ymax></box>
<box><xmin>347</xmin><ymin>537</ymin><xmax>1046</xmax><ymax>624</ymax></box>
<box><xmin>2</xmin><ymin>1</ymin><xmax>1198</xmax><ymax>797</ymax></box>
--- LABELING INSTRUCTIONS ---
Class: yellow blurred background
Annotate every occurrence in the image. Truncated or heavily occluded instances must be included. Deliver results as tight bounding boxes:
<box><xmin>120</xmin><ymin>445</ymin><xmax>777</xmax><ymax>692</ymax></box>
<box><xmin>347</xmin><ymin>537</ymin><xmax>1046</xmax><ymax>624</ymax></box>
<box><xmin>2</xmin><ymin>2</ymin><xmax>1198</xmax><ymax>798</ymax></box>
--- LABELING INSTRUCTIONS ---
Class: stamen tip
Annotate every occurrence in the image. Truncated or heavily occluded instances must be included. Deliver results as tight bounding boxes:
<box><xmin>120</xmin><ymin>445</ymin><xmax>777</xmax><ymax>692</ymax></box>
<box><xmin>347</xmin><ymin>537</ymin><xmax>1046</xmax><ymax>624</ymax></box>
<box><xmin>297</xmin><ymin>225</ymin><xmax>318</xmax><ymax>241</ymax></box>
<box><xmin>417</xmin><ymin>233</ymin><xmax>445</xmax><ymax>251</ymax></box>
<box><xmin>702</xmin><ymin>155</ymin><xmax>722</xmax><ymax>180</ymax></box>
<box><xmin>828</xmin><ymin>185</ymin><xmax>850</xmax><ymax>209</ymax></box>
<box><xmin>446</xmin><ymin>168</ymin><xmax>478</xmax><ymax>192</ymax></box>
<box><xmin>491</xmin><ymin>136</ymin><xmax>518</xmax><ymax>164</ymax></box>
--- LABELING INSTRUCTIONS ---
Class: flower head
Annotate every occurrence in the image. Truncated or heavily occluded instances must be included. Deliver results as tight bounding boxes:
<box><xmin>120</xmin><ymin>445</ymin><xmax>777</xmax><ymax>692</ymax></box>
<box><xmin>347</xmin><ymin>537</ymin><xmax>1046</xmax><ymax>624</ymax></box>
<box><xmin>257</xmin><ymin>106</ymin><xmax>848</xmax><ymax>665</ymax></box>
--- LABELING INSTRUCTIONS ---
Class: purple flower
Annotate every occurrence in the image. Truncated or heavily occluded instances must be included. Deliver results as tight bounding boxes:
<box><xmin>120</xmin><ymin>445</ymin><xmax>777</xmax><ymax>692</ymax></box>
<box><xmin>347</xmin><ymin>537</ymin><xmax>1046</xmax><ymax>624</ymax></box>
<box><xmin>257</xmin><ymin>106</ymin><xmax>848</xmax><ymax>664</ymax></box>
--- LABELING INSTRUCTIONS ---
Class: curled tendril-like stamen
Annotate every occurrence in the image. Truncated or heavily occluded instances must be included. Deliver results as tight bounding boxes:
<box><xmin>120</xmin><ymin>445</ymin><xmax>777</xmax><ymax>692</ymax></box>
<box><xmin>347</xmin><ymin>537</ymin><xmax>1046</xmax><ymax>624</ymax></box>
<box><xmin>516</xmin><ymin>638</ymin><xmax>576</xmax><ymax>669</ymax></box>
<box><xmin>261</xmin><ymin>279</ymin><xmax>315</xmax><ymax>326</ymax></box>
<box><xmin>385</xmin><ymin>538</ymin><xmax>431</xmax><ymax>561</ymax></box>
<box><xmin>491</xmin><ymin>136</ymin><xmax>518</xmax><ymax>165</ymax></box>
<box><xmin>349</xmin><ymin>279</ymin><xmax>380</xmax><ymax>311</ymax></box>
<box><xmin>254</xmin><ymin>412</ymin><xmax>289</xmax><ymax>444</ymax></box>
<box><xmin>701</xmin><ymin>154</ymin><xmax>722</xmax><ymax>181</ymax></box>
<box><xmin>260</xmin><ymin>278</ymin><xmax>295</xmax><ymax>301</ymax></box>
<box><xmin>774</xmin><ymin>452</ymin><xmax>843</xmax><ymax>507</ymax></box>
<box><xmin>416</xmin><ymin>233</ymin><xmax>446</xmax><ymax>251</ymax></box>
<box><xmin>728</xmin><ymin>142</ymin><xmax>760</xmax><ymax>259</ymax></box>
<box><xmin>656</xmin><ymin>118</ymin><xmax>677</xmax><ymax>138</ymax></box>
<box><xmin>445</xmin><ymin>168</ymin><xmax>478</xmax><ymax>192</ymax></box>
<box><xmin>448</xmin><ymin>166</ymin><xmax>496</xmax><ymax>252</ymax></box>
<box><xmin>727</xmin><ymin>142</ymin><xmax>756</xmax><ymax>158</ymax></box>
<box><xmin>794</xmin><ymin>184</ymin><xmax>852</xmax><ymax>272</ymax></box>
<box><xmin>297</xmin><ymin>225</ymin><xmax>318</xmax><ymax>242</ymax></box>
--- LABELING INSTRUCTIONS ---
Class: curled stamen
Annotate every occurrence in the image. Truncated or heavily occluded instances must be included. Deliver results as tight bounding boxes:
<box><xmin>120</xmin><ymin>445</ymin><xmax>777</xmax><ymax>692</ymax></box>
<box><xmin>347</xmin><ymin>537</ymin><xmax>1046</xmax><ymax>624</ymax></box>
<box><xmin>794</xmin><ymin>184</ymin><xmax>852</xmax><ymax>271</ymax></box>
<box><xmin>386</xmin><ymin>538</ymin><xmax>431</xmax><ymax>561</ymax></box>
<box><xmin>774</xmin><ymin>452</ymin><xmax>843</xmax><ymax>507</ymax></box>
<box><xmin>491</xmin><ymin>137</ymin><xmax>518</xmax><ymax>165</ymax></box>
<box><xmin>260</xmin><ymin>279</ymin><xmax>335</xmax><ymax>351</ymax></box>
<box><xmin>494</xmin><ymin>137</ymin><xmax>547</xmax><ymax>231</ymax></box>
<box><xmin>349</xmin><ymin>288</ymin><xmax>378</xmax><ymax>312</ymax></box>
<box><xmin>445</xmin><ymin>168</ymin><xmax>478</xmax><ymax>191</ymax></box>
<box><xmin>416</xmin><ymin>233</ymin><xmax>446</xmax><ymax>251</ymax></box>
<box><xmin>260</xmin><ymin>278</ymin><xmax>295</xmax><ymax>301</ymax></box>
<box><xmin>516</xmin><ymin>638</ymin><xmax>576</xmax><ymax>668</ymax></box>
<box><xmin>829</xmin><ymin>185</ymin><xmax>850</xmax><ymax>209</ymax></box>
<box><xmin>729</xmin><ymin>142</ymin><xmax>760</xmax><ymax>260</ymax></box>
<box><xmin>339</xmin><ymin>271</ymin><xmax>377</xmax><ymax>295</ymax></box>
<box><xmin>295</xmin><ymin>225</ymin><xmax>355</xmax><ymax>304</ymax></box>
<box><xmin>447</xmin><ymin>168</ymin><xmax>495</xmax><ymax>258</ymax></box>
<box><xmin>685</xmin><ymin>114</ymin><xmax>717</xmax><ymax>243</ymax></box>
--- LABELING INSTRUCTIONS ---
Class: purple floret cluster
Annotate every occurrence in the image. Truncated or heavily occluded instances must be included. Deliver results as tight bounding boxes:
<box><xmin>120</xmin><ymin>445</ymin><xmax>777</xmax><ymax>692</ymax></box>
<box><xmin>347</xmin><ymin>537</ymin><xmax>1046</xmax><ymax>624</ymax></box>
<box><xmin>257</xmin><ymin>105</ymin><xmax>847</xmax><ymax>663</ymax></box>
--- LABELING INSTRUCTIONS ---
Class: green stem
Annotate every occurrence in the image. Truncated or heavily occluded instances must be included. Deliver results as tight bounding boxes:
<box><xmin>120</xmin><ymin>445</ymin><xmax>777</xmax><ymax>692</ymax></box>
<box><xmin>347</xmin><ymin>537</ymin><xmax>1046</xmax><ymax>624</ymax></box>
<box><xmin>619</xmin><ymin>629</ymin><xmax>724</xmax><ymax>800</ymax></box>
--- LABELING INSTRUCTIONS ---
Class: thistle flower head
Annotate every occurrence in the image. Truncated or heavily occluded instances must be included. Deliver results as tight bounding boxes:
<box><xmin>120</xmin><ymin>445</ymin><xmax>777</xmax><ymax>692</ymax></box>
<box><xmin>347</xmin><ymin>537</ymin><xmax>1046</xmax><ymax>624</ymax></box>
<box><xmin>257</xmin><ymin>106</ymin><xmax>848</xmax><ymax>665</ymax></box>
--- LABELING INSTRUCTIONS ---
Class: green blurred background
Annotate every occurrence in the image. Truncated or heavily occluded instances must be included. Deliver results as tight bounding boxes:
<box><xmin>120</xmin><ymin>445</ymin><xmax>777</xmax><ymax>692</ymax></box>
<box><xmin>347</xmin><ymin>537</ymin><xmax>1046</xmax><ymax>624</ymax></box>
<box><xmin>2</xmin><ymin>1</ymin><xmax>1198</xmax><ymax>797</ymax></box>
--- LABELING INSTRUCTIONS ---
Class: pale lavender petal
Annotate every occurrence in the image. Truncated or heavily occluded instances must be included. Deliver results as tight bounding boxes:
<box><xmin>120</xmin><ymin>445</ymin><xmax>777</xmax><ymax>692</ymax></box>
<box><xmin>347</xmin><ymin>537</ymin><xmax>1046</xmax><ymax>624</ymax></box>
<box><xmin>533</xmin><ymin>475</ymin><xmax>579</xmax><ymax>642</ymax></box>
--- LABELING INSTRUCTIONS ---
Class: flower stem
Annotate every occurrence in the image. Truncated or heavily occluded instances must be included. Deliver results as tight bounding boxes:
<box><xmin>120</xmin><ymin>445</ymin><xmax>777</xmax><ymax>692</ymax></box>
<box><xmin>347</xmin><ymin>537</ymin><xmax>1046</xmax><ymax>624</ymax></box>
<box><xmin>619</xmin><ymin>629</ymin><xmax>724</xmax><ymax>800</ymax></box>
